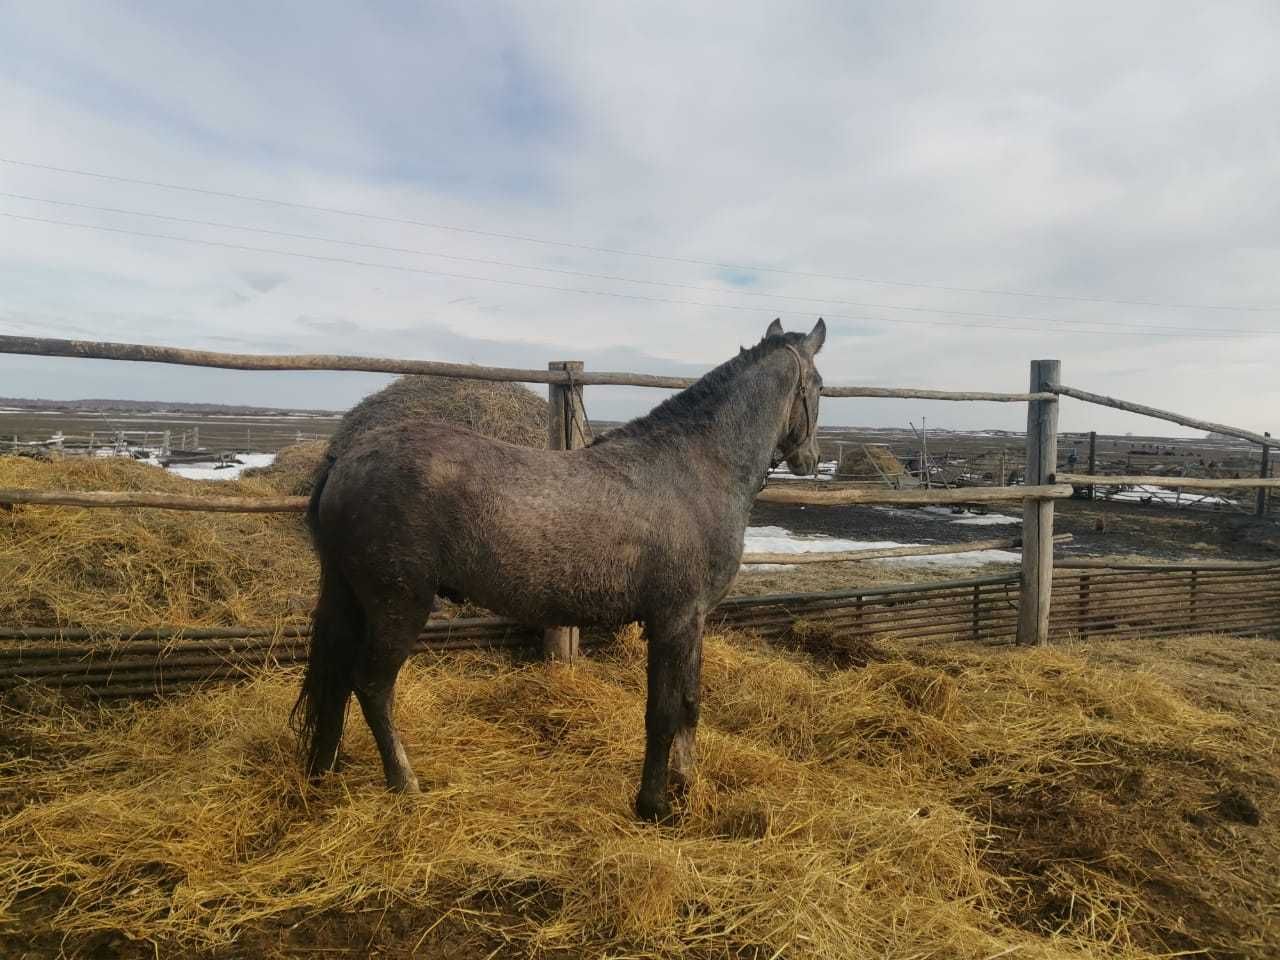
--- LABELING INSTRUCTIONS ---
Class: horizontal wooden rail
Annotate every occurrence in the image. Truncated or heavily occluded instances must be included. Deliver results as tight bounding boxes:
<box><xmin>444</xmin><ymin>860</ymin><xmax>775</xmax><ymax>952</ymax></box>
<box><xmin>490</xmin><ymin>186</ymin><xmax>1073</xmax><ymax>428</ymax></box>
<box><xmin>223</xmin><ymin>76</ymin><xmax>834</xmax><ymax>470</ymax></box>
<box><xmin>0</xmin><ymin>483</ymin><xmax>1075</xmax><ymax>512</ymax></box>
<box><xmin>1055</xmin><ymin>557</ymin><xmax>1280</xmax><ymax>571</ymax></box>
<box><xmin>739</xmin><ymin>533</ymin><xmax>1071</xmax><ymax>565</ymax></box>
<box><xmin>716</xmin><ymin>572</ymin><xmax>1020</xmax><ymax>606</ymax></box>
<box><xmin>0</xmin><ymin>488</ymin><xmax>310</xmax><ymax>511</ymax></box>
<box><xmin>1048</xmin><ymin>383</ymin><xmax>1271</xmax><ymax>446</ymax></box>
<box><xmin>0</xmin><ymin>334</ymin><xmax>1050</xmax><ymax>401</ymax></box>
<box><xmin>755</xmin><ymin>483</ymin><xmax>1074</xmax><ymax>506</ymax></box>
<box><xmin>1057</xmin><ymin>473</ymin><xmax>1280</xmax><ymax>490</ymax></box>
<box><xmin>821</xmin><ymin>386</ymin><xmax>1054</xmax><ymax>402</ymax></box>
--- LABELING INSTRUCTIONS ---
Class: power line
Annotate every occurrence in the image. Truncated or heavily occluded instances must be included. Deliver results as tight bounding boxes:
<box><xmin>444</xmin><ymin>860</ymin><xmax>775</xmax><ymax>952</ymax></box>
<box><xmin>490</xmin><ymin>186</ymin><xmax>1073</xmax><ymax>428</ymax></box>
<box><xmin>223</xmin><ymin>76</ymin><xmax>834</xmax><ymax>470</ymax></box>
<box><xmin>3</xmin><ymin>155</ymin><xmax>1276</xmax><ymax>314</ymax></box>
<box><xmin>0</xmin><ymin>190</ymin><xmax>1258</xmax><ymax>338</ymax></box>
<box><xmin>0</xmin><ymin>210</ymin><xmax>1259</xmax><ymax>341</ymax></box>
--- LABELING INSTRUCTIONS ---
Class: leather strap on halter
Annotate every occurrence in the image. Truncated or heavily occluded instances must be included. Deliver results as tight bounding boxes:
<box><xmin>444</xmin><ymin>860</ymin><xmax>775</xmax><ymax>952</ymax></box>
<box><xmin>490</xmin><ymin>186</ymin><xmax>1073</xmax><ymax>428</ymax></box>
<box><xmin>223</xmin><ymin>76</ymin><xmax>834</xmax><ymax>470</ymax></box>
<box><xmin>761</xmin><ymin>344</ymin><xmax>816</xmax><ymax>488</ymax></box>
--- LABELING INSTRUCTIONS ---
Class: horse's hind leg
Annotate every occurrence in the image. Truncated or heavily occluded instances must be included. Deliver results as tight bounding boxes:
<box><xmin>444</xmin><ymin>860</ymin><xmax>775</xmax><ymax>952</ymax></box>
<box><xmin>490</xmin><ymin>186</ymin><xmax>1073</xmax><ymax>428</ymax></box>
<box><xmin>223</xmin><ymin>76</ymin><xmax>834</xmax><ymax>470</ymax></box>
<box><xmin>668</xmin><ymin>633</ymin><xmax>703</xmax><ymax>798</ymax></box>
<box><xmin>353</xmin><ymin>600</ymin><xmax>431</xmax><ymax>793</ymax></box>
<box><xmin>635</xmin><ymin>606</ymin><xmax>705</xmax><ymax>822</ymax></box>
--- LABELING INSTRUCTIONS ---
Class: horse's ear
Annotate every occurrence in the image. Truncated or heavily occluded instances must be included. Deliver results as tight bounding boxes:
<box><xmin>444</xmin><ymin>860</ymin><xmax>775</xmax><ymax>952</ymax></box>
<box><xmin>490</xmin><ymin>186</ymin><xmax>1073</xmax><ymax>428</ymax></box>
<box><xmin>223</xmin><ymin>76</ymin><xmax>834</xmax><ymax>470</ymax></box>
<box><xmin>764</xmin><ymin>318</ymin><xmax>784</xmax><ymax>339</ymax></box>
<box><xmin>804</xmin><ymin>318</ymin><xmax>826</xmax><ymax>355</ymax></box>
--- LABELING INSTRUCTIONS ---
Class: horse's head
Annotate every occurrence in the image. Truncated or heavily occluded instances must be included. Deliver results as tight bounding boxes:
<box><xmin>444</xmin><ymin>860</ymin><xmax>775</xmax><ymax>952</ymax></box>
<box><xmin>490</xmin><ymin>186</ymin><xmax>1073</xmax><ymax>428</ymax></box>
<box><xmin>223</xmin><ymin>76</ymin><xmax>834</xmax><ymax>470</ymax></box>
<box><xmin>765</xmin><ymin>317</ymin><xmax>826</xmax><ymax>477</ymax></box>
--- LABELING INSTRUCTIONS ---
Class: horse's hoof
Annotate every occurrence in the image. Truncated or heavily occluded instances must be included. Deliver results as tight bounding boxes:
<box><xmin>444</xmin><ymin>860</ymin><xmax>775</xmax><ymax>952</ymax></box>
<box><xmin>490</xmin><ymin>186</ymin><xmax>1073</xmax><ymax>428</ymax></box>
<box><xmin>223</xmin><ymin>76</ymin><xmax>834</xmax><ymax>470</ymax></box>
<box><xmin>390</xmin><ymin>775</ymin><xmax>421</xmax><ymax>795</ymax></box>
<box><xmin>635</xmin><ymin>793</ymin><xmax>672</xmax><ymax>824</ymax></box>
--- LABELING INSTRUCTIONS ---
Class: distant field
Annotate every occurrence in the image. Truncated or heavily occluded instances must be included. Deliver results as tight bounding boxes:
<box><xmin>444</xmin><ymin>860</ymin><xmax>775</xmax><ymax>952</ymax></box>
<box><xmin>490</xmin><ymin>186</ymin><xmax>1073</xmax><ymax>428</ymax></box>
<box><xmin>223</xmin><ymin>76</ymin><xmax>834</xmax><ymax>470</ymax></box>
<box><xmin>0</xmin><ymin>408</ymin><xmax>342</xmax><ymax>453</ymax></box>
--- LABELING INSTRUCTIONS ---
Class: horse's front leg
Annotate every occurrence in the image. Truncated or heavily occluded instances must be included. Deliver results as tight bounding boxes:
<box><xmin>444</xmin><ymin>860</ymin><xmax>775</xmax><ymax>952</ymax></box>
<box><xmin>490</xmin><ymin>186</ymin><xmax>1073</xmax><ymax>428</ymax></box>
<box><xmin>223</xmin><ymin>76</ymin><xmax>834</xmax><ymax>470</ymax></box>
<box><xmin>635</xmin><ymin>606</ymin><xmax>704</xmax><ymax>822</ymax></box>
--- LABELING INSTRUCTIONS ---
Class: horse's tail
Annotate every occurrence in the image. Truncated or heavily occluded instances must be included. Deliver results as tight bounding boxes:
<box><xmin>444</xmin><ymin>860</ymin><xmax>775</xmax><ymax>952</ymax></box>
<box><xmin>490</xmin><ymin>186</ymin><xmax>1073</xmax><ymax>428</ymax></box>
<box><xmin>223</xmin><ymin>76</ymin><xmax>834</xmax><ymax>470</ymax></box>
<box><xmin>290</xmin><ymin>456</ymin><xmax>362</xmax><ymax>776</ymax></box>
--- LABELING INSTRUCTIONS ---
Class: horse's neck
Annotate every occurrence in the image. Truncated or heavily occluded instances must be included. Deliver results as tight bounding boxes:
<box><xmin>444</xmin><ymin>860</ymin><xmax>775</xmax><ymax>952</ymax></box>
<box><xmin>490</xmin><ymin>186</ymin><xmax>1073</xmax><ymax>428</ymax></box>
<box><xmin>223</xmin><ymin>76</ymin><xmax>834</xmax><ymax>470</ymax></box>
<box><xmin>643</xmin><ymin>352</ymin><xmax>795</xmax><ymax>503</ymax></box>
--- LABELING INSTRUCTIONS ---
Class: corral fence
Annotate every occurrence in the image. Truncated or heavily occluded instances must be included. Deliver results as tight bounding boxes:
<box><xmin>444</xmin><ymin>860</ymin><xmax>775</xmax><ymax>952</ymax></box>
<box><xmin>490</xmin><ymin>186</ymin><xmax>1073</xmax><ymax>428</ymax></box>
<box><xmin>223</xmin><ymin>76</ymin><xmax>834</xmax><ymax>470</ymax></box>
<box><xmin>0</xmin><ymin>333</ymin><xmax>1277</xmax><ymax>694</ymax></box>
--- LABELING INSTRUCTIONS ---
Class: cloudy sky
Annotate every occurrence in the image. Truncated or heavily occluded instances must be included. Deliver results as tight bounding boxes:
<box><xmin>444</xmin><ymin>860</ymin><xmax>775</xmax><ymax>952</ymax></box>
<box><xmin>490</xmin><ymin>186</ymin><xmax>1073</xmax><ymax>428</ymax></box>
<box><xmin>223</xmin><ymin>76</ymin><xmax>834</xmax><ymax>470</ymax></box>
<box><xmin>1</xmin><ymin>2</ymin><xmax>1277</xmax><ymax>435</ymax></box>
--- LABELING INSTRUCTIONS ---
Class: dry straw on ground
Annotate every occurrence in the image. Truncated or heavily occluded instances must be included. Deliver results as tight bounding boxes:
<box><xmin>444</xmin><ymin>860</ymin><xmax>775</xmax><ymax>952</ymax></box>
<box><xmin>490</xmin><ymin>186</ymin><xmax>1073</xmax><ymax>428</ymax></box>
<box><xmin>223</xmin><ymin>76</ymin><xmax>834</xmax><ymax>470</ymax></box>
<box><xmin>1</xmin><ymin>629</ymin><xmax>1277</xmax><ymax>959</ymax></box>
<box><xmin>0</xmin><ymin>455</ymin><xmax>316</xmax><ymax>632</ymax></box>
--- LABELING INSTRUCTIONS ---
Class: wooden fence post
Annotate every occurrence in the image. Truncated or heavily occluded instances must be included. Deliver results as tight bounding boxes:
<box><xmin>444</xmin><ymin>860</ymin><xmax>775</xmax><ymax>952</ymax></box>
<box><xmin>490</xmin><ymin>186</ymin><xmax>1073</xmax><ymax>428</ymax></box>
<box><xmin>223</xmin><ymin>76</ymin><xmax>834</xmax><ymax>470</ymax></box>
<box><xmin>1086</xmin><ymin>430</ymin><xmax>1097</xmax><ymax>501</ymax></box>
<box><xmin>1078</xmin><ymin>574</ymin><xmax>1091</xmax><ymax>640</ymax></box>
<box><xmin>1258</xmin><ymin>433</ymin><xmax>1271</xmax><ymax>517</ymax></box>
<box><xmin>544</xmin><ymin>360</ymin><xmax>586</xmax><ymax>661</ymax></box>
<box><xmin>1017</xmin><ymin>359</ymin><xmax>1060</xmax><ymax>646</ymax></box>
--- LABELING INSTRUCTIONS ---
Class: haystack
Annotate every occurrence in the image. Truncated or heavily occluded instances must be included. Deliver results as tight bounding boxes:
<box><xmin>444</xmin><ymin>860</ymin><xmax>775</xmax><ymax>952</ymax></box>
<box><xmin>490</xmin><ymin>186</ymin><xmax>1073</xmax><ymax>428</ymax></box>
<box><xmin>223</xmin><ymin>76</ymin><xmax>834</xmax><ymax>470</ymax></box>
<box><xmin>245</xmin><ymin>375</ymin><xmax>549</xmax><ymax>495</ymax></box>
<box><xmin>836</xmin><ymin>443</ymin><xmax>909</xmax><ymax>484</ymax></box>
<box><xmin>331</xmin><ymin>374</ymin><xmax>547</xmax><ymax>454</ymax></box>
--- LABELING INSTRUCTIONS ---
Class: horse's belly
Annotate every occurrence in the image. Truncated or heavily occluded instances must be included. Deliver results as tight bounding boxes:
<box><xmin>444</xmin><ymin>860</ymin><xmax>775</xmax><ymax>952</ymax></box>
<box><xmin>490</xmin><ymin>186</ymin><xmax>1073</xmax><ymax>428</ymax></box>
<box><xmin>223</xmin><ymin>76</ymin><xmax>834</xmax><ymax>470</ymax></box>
<box><xmin>452</xmin><ymin>568</ymin><xmax>639</xmax><ymax>628</ymax></box>
<box><xmin>444</xmin><ymin>526</ymin><xmax>650</xmax><ymax>628</ymax></box>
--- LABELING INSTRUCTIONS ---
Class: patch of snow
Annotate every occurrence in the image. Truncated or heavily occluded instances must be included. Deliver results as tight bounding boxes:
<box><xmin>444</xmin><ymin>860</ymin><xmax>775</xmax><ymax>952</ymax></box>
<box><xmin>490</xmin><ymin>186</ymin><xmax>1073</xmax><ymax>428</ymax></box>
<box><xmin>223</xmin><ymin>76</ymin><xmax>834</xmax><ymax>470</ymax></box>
<box><xmin>1099</xmin><ymin>483</ymin><xmax>1236</xmax><ymax>507</ymax></box>
<box><xmin>766</xmin><ymin>460</ymin><xmax>837</xmax><ymax>482</ymax></box>
<box><xmin>951</xmin><ymin>514</ymin><xmax>1022</xmax><ymax>526</ymax></box>
<box><xmin>740</xmin><ymin>524</ymin><xmax>1020</xmax><ymax>572</ymax></box>
<box><xmin>165</xmin><ymin>453</ymin><xmax>276</xmax><ymax>481</ymax></box>
<box><xmin>915</xmin><ymin>506</ymin><xmax>1022</xmax><ymax>526</ymax></box>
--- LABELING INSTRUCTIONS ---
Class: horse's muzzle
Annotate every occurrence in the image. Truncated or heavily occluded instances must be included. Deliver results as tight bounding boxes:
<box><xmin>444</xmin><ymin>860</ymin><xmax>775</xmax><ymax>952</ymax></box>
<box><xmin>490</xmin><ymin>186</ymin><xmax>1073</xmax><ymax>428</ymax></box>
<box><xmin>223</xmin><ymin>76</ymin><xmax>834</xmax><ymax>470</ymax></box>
<box><xmin>785</xmin><ymin>449</ymin><xmax>820</xmax><ymax>477</ymax></box>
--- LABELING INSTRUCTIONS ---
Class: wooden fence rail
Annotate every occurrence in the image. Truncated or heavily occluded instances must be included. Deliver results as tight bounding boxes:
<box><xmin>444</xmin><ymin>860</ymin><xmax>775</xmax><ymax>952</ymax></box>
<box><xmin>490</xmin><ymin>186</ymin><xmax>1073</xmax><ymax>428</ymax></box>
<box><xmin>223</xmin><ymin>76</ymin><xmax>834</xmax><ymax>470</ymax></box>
<box><xmin>0</xmin><ymin>483</ymin><xmax>1076</xmax><ymax>511</ymax></box>
<box><xmin>740</xmin><ymin>532</ymin><xmax>1072</xmax><ymax>565</ymax></box>
<box><xmin>1048</xmin><ymin>382</ymin><xmax>1272</xmax><ymax>446</ymax></box>
<box><xmin>1056</xmin><ymin>473</ymin><xmax>1280</xmax><ymax>490</ymax></box>
<box><xmin>0</xmin><ymin>335</ymin><xmax>1053</xmax><ymax>401</ymax></box>
<box><xmin>7</xmin><ymin>561</ymin><xmax>1274</xmax><ymax>696</ymax></box>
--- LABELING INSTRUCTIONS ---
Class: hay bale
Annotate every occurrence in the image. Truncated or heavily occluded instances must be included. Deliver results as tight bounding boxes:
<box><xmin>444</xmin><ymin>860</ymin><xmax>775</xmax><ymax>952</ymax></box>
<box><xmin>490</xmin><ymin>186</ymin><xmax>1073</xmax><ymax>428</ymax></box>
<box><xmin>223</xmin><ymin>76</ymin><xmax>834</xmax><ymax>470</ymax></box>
<box><xmin>329</xmin><ymin>374</ymin><xmax>547</xmax><ymax>457</ymax></box>
<box><xmin>836</xmin><ymin>444</ymin><xmax>909</xmax><ymax>484</ymax></box>
<box><xmin>247</xmin><ymin>376</ymin><xmax>549</xmax><ymax>496</ymax></box>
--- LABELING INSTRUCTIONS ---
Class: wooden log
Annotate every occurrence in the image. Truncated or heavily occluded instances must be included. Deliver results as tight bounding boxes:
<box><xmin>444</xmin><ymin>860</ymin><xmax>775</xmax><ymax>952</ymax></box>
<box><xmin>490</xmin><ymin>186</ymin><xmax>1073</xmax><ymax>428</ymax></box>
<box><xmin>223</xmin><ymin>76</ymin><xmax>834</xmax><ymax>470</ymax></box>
<box><xmin>0</xmin><ymin>615</ymin><xmax>530</xmax><ymax>646</ymax></box>
<box><xmin>1086</xmin><ymin>431</ymin><xmax>1097</xmax><ymax>501</ymax></box>
<box><xmin>1048</xmin><ymin>383</ymin><xmax>1271</xmax><ymax>446</ymax></box>
<box><xmin>1259</xmin><ymin>434</ymin><xmax>1272</xmax><ymax>517</ymax></box>
<box><xmin>1056</xmin><ymin>473</ymin><xmax>1280</xmax><ymax>490</ymax></box>
<box><xmin>1017</xmin><ymin>359</ymin><xmax>1059</xmax><ymax>646</ymax></box>
<box><xmin>717</xmin><ymin>573</ymin><xmax>1020</xmax><ymax>609</ymax></box>
<box><xmin>543</xmin><ymin>360</ymin><xmax>585</xmax><ymax>662</ymax></box>
<box><xmin>822</xmin><ymin>386</ymin><xmax>1055</xmax><ymax>402</ymax></box>
<box><xmin>0</xmin><ymin>488</ymin><xmax>309</xmax><ymax>512</ymax></box>
<box><xmin>0</xmin><ymin>334</ymin><xmax>1053</xmax><ymax>400</ymax></box>
<box><xmin>1055</xmin><ymin>557</ymin><xmax>1280</xmax><ymax>571</ymax></box>
<box><xmin>755</xmin><ymin>483</ymin><xmax>1073</xmax><ymax>506</ymax></box>
<box><xmin>739</xmin><ymin>532</ymin><xmax>1071</xmax><ymax>565</ymax></box>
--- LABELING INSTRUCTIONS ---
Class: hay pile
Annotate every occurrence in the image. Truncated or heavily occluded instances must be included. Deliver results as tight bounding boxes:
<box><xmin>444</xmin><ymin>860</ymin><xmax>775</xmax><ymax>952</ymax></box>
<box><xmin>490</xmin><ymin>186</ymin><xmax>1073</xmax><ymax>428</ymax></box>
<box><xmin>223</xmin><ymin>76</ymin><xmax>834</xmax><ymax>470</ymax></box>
<box><xmin>0</xmin><ymin>455</ymin><xmax>314</xmax><ymax>631</ymax></box>
<box><xmin>332</xmin><ymin>375</ymin><xmax>547</xmax><ymax>455</ymax></box>
<box><xmin>2</xmin><ymin>629</ymin><xmax>1276</xmax><ymax>958</ymax></box>
<box><xmin>244</xmin><ymin>375</ymin><xmax>549</xmax><ymax>497</ymax></box>
<box><xmin>836</xmin><ymin>444</ymin><xmax>908</xmax><ymax>483</ymax></box>
<box><xmin>241</xmin><ymin>438</ymin><xmax>329</xmax><ymax>496</ymax></box>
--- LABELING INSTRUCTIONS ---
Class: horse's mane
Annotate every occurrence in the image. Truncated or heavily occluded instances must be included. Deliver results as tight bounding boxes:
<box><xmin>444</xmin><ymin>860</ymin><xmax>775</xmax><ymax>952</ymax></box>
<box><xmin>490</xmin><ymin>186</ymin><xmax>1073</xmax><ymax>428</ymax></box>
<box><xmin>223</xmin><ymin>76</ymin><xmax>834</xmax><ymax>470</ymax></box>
<box><xmin>592</xmin><ymin>332</ymin><xmax>806</xmax><ymax>445</ymax></box>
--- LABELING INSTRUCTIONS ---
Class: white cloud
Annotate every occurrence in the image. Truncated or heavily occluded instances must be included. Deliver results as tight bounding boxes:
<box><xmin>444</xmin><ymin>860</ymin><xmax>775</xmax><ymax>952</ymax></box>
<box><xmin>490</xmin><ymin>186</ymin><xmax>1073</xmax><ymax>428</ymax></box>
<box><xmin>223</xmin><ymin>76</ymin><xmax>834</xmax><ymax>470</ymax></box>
<box><xmin>1</xmin><ymin>1</ymin><xmax>1277</xmax><ymax>436</ymax></box>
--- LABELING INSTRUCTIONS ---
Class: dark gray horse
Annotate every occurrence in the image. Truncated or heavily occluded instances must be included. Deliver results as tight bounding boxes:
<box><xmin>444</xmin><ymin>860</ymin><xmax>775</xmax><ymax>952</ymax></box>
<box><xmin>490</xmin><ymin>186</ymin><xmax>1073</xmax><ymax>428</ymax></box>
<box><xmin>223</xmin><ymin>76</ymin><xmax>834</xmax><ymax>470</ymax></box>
<box><xmin>293</xmin><ymin>318</ymin><xmax>825</xmax><ymax>821</ymax></box>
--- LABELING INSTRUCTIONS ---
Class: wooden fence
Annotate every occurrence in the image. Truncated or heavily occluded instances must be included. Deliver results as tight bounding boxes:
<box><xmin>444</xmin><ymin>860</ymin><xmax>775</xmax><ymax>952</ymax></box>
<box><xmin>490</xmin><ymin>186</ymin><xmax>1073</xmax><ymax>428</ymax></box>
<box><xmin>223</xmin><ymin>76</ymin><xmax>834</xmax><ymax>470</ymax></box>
<box><xmin>0</xmin><ymin>574</ymin><xmax>1026</xmax><ymax>695</ymax></box>
<box><xmin>0</xmin><ymin>332</ymin><xmax>1276</xmax><ymax>694</ymax></box>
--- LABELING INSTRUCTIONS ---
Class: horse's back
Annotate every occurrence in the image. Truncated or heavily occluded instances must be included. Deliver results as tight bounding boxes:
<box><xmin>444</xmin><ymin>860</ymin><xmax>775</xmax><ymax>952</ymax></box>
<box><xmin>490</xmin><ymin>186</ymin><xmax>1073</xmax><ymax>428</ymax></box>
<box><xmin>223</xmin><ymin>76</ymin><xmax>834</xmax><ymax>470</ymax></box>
<box><xmin>315</xmin><ymin>421</ymin><xmax>724</xmax><ymax>626</ymax></box>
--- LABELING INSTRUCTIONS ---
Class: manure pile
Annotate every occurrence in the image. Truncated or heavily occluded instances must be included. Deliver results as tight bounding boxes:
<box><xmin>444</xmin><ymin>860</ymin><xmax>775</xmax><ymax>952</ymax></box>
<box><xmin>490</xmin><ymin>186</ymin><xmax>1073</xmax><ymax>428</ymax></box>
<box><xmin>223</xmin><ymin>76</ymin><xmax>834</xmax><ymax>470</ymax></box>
<box><xmin>1</xmin><ymin>629</ymin><xmax>1276</xmax><ymax>959</ymax></box>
